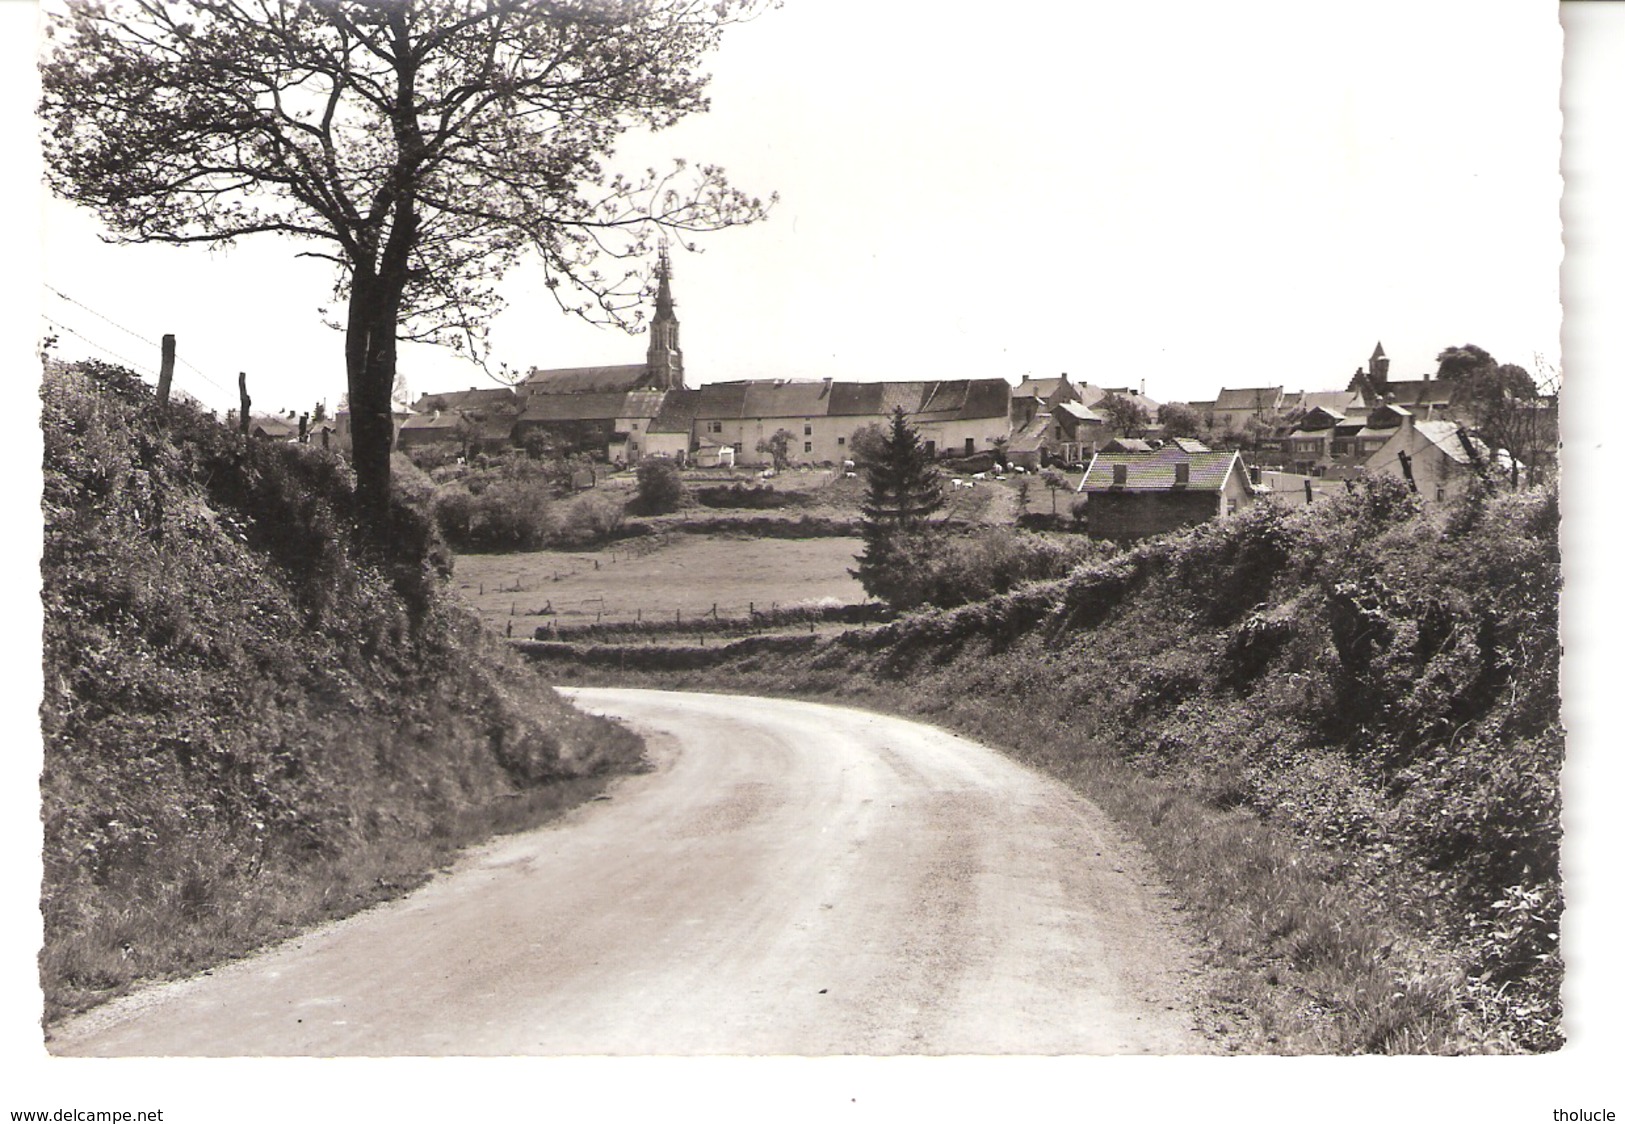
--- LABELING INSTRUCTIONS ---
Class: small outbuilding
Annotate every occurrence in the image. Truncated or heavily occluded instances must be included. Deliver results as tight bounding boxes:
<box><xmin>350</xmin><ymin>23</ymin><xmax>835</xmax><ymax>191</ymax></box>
<box><xmin>1077</xmin><ymin>447</ymin><xmax>1257</xmax><ymax>541</ymax></box>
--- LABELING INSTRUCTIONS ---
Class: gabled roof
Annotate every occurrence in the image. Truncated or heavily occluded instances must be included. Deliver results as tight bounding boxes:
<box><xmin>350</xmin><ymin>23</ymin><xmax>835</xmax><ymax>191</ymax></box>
<box><xmin>399</xmin><ymin>410</ymin><xmax>462</xmax><ymax>432</ymax></box>
<box><xmin>249</xmin><ymin>414</ymin><xmax>300</xmax><ymax>438</ymax></box>
<box><xmin>1054</xmin><ymin>401</ymin><xmax>1103</xmax><ymax>424</ymax></box>
<box><xmin>522</xmin><ymin>364</ymin><xmax>650</xmax><ymax>395</ymax></box>
<box><xmin>739</xmin><ymin>379</ymin><xmax>836</xmax><ymax>419</ymax></box>
<box><xmin>1008</xmin><ymin>413</ymin><xmax>1052</xmax><ymax>454</ymax></box>
<box><xmin>1293</xmin><ymin>389</ymin><xmax>1362</xmax><ymax>414</ymax></box>
<box><xmin>1079</xmin><ymin>448</ymin><xmax>1249</xmax><ymax>494</ymax></box>
<box><xmin>648</xmin><ymin>388</ymin><xmax>700</xmax><ymax>433</ymax></box>
<box><xmin>1166</xmin><ymin>436</ymin><xmax>1212</xmax><ymax>453</ymax></box>
<box><xmin>694</xmin><ymin>378</ymin><xmax>1010</xmax><ymax>423</ymax></box>
<box><xmin>1013</xmin><ymin>375</ymin><xmax>1072</xmax><ymax>403</ymax></box>
<box><xmin>1381</xmin><ymin>380</ymin><xmax>1454</xmax><ymax>409</ymax></box>
<box><xmin>1214</xmin><ymin>386</ymin><xmax>1285</xmax><ymax>411</ymax></box>
<box><xmin>1295</xmin><ymin>405</ymin><xmax>1347</xmax><ymax>429</ymax></box>
<box><xmin>1101</xmin><ymin>437</ymin><xmax>1155</xmax><ymax>453</ymax></box>
<box><xmin>413</xmin><ymin>387</ymin><xmax>517</xmax><ymax>413</ymax></box>
<box><xmin>516</xmin><ymin>391</ymin><xmax>635</xmax><ymax>423</ymax></box>
<box><xmin>1414</xmin><ymin>420</ymin><xmax>1489</xmax><ymax>466</ymax></box>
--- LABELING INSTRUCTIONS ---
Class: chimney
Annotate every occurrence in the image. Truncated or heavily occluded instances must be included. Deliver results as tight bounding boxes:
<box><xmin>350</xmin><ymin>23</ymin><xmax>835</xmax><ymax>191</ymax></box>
<box><xmin>1249</xmin><ymin>465</ymin><xmax>1262</xmax><ymax>485</ymax></box>
<box><xmin>1174</xmin><ymin>461</ymin><xmax>1189</xmax><ymax>486</ymax></box>
<box><xmin>1112</xmin><ymin>463</ymin><xmax>1128</xmax><ymax>486</ymax></box>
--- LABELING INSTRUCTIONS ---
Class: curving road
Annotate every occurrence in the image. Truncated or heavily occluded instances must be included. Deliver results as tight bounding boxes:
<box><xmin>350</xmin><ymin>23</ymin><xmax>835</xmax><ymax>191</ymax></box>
<box><xmin>49</xmin><ymin>688</ymin><xmax>1207</xmax><ymax>1056</ymax></box>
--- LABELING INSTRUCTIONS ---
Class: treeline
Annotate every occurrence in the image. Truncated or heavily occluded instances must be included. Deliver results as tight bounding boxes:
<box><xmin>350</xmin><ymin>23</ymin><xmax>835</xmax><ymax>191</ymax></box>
<box><xmin>39</xmin><ymin>361</ymin><xmax>645</xmax><ymax>1022</ymax></box>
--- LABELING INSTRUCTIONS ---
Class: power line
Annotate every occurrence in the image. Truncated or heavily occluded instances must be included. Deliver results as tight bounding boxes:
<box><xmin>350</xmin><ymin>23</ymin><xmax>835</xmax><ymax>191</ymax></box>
<box><xmin>42</xmin><ymin>315</ymin><xmax>156</xmax><ymax>376</ymax></box>
<box><xmin>44</xmin><ymin>283</ymin><xmax>227</xmax><ymax>392</ymax></box>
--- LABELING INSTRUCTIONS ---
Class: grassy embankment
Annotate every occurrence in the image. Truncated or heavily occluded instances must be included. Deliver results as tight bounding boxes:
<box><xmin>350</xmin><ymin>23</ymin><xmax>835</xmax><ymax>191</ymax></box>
<box><xmin>527</xmin><ymin>481</ymin><xmax>1562</xmax><ymax>1054</ymax></box>
<box><xmin>39</xmin><ymin>361</ymin><xmax>645</xmax><ymax>1025</ymax></box>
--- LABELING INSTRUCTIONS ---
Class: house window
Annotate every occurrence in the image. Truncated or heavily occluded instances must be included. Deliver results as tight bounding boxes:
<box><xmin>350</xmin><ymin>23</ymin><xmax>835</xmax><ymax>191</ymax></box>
<box><xmin>708</xmin><ymin>421</ymin><xmax>722</xmax><ymax>434</ymax></box>
<box><xmin>804</xmin><ymin>424</ymin><xmax>812</xmax><ymax>436</ymax></box>
<box><xmin>837</xmin><ymin>436</ymin><xmax>846</xmax><ymax>446</ymax></box>
<box><xmin>804</xmin><ymin>441</ymin><xmax>812</xmax><ymax>453</ymax></box>
<box><xmin>1227</xmin><ymin>498</ymin><xmax>1239</xmax><ymax>515</ymax></box>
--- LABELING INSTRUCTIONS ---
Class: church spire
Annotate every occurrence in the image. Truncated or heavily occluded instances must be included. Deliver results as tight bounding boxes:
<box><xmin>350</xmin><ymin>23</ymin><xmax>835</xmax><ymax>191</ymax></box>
<box><xmin>645</xmin><ymin>245</ymin><xmax>684</xmax><ymax>390</ymax></box>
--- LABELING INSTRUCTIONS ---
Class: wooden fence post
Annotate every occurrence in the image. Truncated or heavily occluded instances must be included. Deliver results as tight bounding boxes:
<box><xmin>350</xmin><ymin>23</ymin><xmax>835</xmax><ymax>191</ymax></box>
<box><xmin>238</xmin><ymin>372</ymin><xmax>251</xmax><ymax>436</ymax></box>
<box><xmin>156</xmin><ymin>334</ymin><xmax>175</xmax><ymax>407</ymax></box>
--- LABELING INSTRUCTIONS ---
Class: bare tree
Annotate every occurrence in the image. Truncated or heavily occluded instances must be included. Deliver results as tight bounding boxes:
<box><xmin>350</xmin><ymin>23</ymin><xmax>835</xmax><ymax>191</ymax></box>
<box><xmin>41</xmin><ymin>0</ymin><xmax>774</xmax><ymax>531</ymax></box>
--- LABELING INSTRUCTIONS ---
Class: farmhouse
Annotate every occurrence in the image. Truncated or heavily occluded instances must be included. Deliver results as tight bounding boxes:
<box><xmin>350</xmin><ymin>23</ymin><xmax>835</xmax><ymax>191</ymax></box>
<box><xmin>1078</xmin><ymin>446</ymin><xmax>1257</xmax><ymax>541</ymax></box>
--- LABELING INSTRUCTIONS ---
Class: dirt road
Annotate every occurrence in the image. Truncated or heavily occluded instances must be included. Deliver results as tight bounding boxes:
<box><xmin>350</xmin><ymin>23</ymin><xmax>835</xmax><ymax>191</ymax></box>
<box><xmin>49</xmin><ymin>689</ymin><xmax>1208</xmax><ymax>1055</ymax></box>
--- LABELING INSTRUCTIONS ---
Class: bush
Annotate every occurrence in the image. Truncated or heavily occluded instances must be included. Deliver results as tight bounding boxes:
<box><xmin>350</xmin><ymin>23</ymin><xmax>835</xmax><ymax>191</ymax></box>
<box><xmin>633</xmin><ymin>458</ymin><xmax>684</xmax><ymax>514</ymax></box>
<box><xmin>562</xmin><ymin>493</ymin><xmax>627</xmax><ymax>544</ymax></box>
<box><xmin>39</xmin><ymin>360</ymin><xmax>645</xmax><ymax>1021</ymax></box>
<box><xmin>433</xmin><ymin>477</ymin><xmax>554</xmax><ymax>551</ymax></box>
<box><xmin>855</xmin><ymin>526</ymin><xmax>1105</xmax><ymax>611</ymax></box>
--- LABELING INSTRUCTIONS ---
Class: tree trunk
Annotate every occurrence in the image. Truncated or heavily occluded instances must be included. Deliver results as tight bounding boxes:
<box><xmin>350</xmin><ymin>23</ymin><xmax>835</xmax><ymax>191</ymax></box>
<box><xmin>345</xmin><ymin>274</ymin><xmax>401</xmax><ymax>537</ymax></box>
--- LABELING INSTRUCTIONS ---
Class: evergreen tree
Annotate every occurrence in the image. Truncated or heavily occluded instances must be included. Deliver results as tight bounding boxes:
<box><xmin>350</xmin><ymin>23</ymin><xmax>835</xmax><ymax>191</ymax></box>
<box><xmin>860</xmin><ymin>407</ymin><xmax>944</xmax><ymax>528</ymax></box>
<box><xmin>853</xmin><ymin>407</ymin><xmax>943</xmax><ymax>602</ymax></box>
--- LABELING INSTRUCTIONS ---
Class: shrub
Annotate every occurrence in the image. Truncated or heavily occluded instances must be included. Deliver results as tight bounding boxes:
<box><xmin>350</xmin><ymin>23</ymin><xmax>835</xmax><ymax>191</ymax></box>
<box><xmin>562</xmin><ymin>493</ymin><xmax>627</xmax><ymax>544</ymax></box>
<box><xmin>633</xmin><ymin>457</ymin><xmax>685</xmax><ymax>514</ymax></box>
<box><xmin>433</xmin><ymin>477</ymin><xmax>554</xmax><ymax>551</ymax></box>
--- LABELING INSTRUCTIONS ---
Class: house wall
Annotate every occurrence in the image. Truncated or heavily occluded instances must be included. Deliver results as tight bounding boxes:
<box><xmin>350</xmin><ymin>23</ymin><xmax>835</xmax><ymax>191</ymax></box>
<box><xmin>695</xmin><ymin>414</ymin><xmax>1008</xmax><ymax>466</ymax></box>
<box><xmin>643</xmin><ymin>431</ymin><xmax>691</xmax><ymax>461</ymax></box>
<box><xmin>914</xmin><ymin>417</ymin><xmax>1009</xmax><ymax>460</ymax></box>
<box><xmin>1365</xmin><ymin>423</ymin><xmax>1479</xmax><ymax>501</ymax></box>
<box><xmin>1083</xmin><ymin>490</ymin><xmax>1221</xmax><ymax>541</ymax></box>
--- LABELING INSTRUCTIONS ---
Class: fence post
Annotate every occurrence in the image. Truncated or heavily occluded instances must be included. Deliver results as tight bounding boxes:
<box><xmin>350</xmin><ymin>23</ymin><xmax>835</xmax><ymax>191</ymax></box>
<box><xmin>156</xmin><ymin>334</ymin><xmax>175</xmax><ymax>407</ymax></box>
<box><xmin>237</xmin><ymin>372</ymin><xmax>251</xmax><ymax>436</ymax></box>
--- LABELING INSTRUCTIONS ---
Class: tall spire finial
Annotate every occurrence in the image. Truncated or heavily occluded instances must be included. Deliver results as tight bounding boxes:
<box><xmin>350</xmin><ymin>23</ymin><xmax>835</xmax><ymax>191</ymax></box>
<box><xmin>645</xmin><ymin>242</ymin><xmax>683</xmax><ymax>389</ymax></box>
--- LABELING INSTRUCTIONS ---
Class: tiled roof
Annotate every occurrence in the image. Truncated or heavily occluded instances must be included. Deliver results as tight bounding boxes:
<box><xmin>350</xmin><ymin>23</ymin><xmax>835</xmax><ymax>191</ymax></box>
<box><xmin>694</xmin><ymin>378</ymin><xmax>1009</xmax><ymax>423</ymax></box>
<box><xmin>1166</xmin><ymin>436</ymin><xmax>1212</xmax><ymax>453</ymax></box>
<box><xmin>517</xmin><ymin>392</ymin><xmax>634</xmax><ymax>423</ymax></box>
<box><xmin>1382</xmin><ymin>380</ymin><xmax>1454</xmax><ymax>409</ymax></box>
<box><xmin>1079</xmin><ymin>448</ymin><xmax>1247</xmax><ymax>493</ymax></box>
<box><xmin>399</xmin><ymin>411</ymin><xmax>461</xmax><ymax>432</ymax></box>
<box><xmin>1294</xmin><ymin>390</ymin><xmax>1362</xmax><ymax>414</ymax></box>
<box><xmin>1101</xmin><ymin>437</ymin><xmax>1154</xmax><ymax>453</ymax></box>
<box><xmin>1054</xmin><ymin>401</ymin><xmax>1103</xmax><ymax>424</ymax></box>
<box><xmin>413</xmin><ymin>387</ymin><xmax>518</xmax><ymax>413</ymax></box>
<box><xmin>739</xmin><ymin>379</ymin><xmax>837</xmax><ymax>419</ymax></box>
<box><xmin>522</xmin><ymin>364</ymin><xmax>650</xmax><ymax>395</ymax></box>
<box><xmin>648</xmin><ymin>388</ymin><xmax>700</xmax><ymax>433</ymax></box>
<box><xmin>693</xmin><ymin>381</ymin><xmax>750</xmax><ymax>419</ymax></box>
<box><xmin>1414</xmin><ymin>420</ymin><xmax>1488</xmax><ymax>466</ymax></box>
<box><xmin>1008</xmin><ymin>414</ymin><xmax>1052</xmax><ymax>454</ymax></box>
<box><xmin>250</xmin><ymin>415</ymin><xmax>300</xmax><ymax>438</ymax></box>
<box><xmin>1013</xmin><ymin>376</ymin><xmax>1067</xmax><ymax>401</ymax></box>
<box><xmin>1214</xmin><ymin>386</ymin><xmax>1285</xmax><ymax>411</ymax></box>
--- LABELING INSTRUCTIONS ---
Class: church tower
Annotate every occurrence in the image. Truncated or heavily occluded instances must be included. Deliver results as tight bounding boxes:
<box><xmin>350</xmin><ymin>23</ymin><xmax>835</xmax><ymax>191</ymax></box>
<box><xmin>1369</xmin><ymin>341</ymin><xmax>1390</xmax><ymax>388</ymax></box>
<box><xmin>645</xmin><ymin>246</ymin><xmax>685</xmax><ymax>390</ymax></box>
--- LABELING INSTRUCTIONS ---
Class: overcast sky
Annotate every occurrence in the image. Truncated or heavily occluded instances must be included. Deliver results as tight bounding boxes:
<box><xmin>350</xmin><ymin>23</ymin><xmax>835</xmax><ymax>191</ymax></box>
<box><xmin>37</xmin><ymin>0</ymin><xmax>1563</xmax><ymax>417</ymax></box>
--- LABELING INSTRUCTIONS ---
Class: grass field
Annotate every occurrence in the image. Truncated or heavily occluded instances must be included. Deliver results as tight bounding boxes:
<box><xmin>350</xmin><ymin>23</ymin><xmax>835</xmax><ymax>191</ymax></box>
<box><xmin>452</xmin><ymin>533</ymin><xmax>869</xmax><ymax>632</ymax></box>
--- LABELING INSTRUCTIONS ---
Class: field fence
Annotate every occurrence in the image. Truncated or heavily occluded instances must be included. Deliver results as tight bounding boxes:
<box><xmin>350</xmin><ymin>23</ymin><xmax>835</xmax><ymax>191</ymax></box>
<box><xmin>486</xmin><ymin>597</ymin><xmax>891</xmax><ymax>641</ymax></box>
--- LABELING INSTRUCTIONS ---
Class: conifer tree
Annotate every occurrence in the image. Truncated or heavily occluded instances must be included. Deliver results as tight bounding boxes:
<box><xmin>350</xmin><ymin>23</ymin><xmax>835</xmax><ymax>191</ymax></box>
<box><xmin>853</xmin><ymin>407</ymin><xmax>942</xmax><ymax>602</ymax></box>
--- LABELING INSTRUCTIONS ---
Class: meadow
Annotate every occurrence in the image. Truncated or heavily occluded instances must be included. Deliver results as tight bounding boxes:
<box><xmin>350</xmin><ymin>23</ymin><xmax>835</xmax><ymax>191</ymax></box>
<box><xmin>451</xmin><ymin>532</ymin><xmax>870</xmax><ymax>632</ymax></box>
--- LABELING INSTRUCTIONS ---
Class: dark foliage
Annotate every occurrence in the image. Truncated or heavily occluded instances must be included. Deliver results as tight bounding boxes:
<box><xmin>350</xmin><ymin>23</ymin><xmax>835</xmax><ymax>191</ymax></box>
<box><xmin>39</xmin><ymin>361</ymin><xmax>643</xmax><ymax>1019</ymax></box>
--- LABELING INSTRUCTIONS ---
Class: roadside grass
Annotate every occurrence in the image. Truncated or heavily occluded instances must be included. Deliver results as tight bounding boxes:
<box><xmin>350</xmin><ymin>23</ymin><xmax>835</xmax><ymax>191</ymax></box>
<box><xmin>533</xmin><ymin>653</ymin><xmax>1499</xmax><ymax>1055</ymax></box>
<box><xmin>522</xmin><ymin>483</ymin><xmax>1561</xmax><ymax>1055</ymax></box>
<box><xmin>41</xmin><ymin>765</ymin><xmax>630</xmax><ymax>1025</ymax></box>
<box><xmin>40</xmin><ymin>361</ymin><xmax>650</xmax><ymax>1027</ymax></box>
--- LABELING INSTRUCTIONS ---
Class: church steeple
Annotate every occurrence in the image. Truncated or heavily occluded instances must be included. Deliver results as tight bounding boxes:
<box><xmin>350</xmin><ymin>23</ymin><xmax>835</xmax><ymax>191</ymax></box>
<box><xmin>645</xmin><ymin>245</ymin><xmax>684</xmax><ymax>390</ymax></box>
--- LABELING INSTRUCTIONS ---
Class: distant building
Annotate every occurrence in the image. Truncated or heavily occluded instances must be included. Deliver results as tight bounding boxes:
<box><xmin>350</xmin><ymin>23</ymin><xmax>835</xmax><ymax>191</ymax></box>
<box><xmin>1077</xmin><ymin>447</ymin><xmax>1257</xmax><ymax>541</ymax></box>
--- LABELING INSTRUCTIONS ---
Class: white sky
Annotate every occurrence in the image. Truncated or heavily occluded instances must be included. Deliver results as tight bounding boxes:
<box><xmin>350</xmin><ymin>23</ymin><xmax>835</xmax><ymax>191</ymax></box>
<box><xmin>36</xmin><ymin>0</ymin><xmax>1563</xmax><ymax>417</ymax></box>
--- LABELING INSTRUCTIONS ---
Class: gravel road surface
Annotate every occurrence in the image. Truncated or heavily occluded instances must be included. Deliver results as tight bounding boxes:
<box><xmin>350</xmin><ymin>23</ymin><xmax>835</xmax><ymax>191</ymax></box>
<box><xmin>50</xmin><ymin>688</ymin><xmax>1208</xmax><ymax>1055</ymax></box>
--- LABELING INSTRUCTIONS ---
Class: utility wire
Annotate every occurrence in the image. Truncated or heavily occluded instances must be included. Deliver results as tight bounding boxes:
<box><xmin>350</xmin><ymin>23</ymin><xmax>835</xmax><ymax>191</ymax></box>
<box><xmin>44</xmin><ymin>283</ymin><xmax>227</xmax><ymax>392</ymax></box>
<box><xmin>42</xmin><ymin>314</ymin><xmax>156</xmax><ymax>377</ymax></box>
